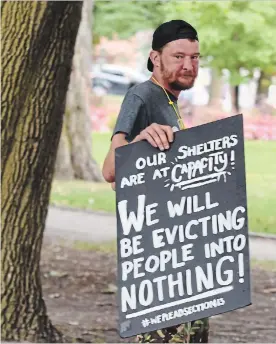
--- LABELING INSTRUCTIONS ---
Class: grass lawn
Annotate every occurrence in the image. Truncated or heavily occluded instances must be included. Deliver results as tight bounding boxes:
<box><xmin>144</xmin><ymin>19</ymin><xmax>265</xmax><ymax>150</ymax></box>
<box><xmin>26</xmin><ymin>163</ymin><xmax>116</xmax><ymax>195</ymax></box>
<box><xmin>50</xmin><ymin>133</ymin><xmax>276</xmax><ymax>234</ymax></box>
<box><xmin>91</xmin><ymin>132</ymin><xmax>111</xmax><ymax>169</ymax></box>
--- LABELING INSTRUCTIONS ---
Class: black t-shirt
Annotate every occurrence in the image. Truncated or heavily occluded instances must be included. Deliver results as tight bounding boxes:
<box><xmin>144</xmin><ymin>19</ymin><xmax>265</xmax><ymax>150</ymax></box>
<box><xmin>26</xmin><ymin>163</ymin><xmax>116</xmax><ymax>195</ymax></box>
<box><xmin>113</xmin><ymin>80</ymin><xmax>181</xmax><ymax>142</ymax></box>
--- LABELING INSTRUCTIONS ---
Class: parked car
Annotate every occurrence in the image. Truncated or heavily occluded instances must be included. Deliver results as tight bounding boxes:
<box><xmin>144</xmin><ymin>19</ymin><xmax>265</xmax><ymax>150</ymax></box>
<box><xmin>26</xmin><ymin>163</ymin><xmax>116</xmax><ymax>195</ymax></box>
<box><xmin>91</xmin><ymin>64</ymin><xmax>148</xmax><ymax>96</ymax></box>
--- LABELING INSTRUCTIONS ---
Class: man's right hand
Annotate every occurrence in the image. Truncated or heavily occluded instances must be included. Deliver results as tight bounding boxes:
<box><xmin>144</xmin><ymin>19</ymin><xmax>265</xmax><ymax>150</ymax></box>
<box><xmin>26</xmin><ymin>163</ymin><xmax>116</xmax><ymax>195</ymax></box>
<box><xmin>102</xmin><ymin>124</ymin><xmax>174</xmax><ymax>183</ymax></box>
<box><xmin>133</xmin><ymin>123</ymin><xmax>174</xmax><ymax>151</ymax></box>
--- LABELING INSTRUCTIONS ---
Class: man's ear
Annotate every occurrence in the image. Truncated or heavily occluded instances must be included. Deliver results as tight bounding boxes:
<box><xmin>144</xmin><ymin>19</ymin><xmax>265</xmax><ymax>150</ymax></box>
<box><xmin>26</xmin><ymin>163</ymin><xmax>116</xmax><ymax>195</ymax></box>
<box><xmin>149</xmin><ymin>50</ymin><xmax>161</xmax><ymax>69</ymax></box>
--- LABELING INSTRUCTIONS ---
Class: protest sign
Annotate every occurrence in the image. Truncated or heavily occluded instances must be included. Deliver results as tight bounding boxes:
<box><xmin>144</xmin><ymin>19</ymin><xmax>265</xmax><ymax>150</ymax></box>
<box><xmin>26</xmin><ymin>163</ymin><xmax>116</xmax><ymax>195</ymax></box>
<box><xmin>115</xmin><ymin>114</ymin><xmax>251</xmax><ymax>338</ymax></box>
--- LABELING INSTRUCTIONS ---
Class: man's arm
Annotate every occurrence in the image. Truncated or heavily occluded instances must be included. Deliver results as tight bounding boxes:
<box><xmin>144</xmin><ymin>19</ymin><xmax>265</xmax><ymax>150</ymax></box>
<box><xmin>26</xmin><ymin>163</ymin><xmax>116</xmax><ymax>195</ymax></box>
<box><xmin>102</xmin><ymin>133</ymin><xmax>128</xmax><ymax>183</ymax></box>
<box><xmin>102</xmin><ymin>124</ymin><xmax>174</xmax><ymax>183</ymax></box>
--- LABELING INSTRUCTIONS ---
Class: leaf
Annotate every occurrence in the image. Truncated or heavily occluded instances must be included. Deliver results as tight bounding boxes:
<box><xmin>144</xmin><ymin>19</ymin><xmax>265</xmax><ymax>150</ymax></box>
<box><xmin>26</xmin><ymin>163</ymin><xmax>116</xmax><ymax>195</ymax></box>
<box><xmin>163</xmin><ymin>0</ymin><xmax>276</xmax><ymax>76</ymax></box>
<box><xmin>102</xmin><ymin>283</ymin><xmax>118</xmax><ymax>294</ymax></box>
<box><xmin>157</xmin><ymin>330</ymin><xmax>165</xmax><ymax>338</ymax></box>
<box><xmin>49</xmin><ymin>293</ymin><xmax>60</xmax><ymax>299</ymax></box>
<box><xmin>263</xmin><ymin>287</ymin><xmax>276</xmax><ymax>294</ymax></box>
<box><xmin>49</xmin><ymin>270</ymin><xmax>68</xmax><ymax>278</ymax></box>
<box><xmin>94</xmin><ymin>0</ymin><xmax>167</xmax><ymax>40</ymax></box>
<box><xmin>169</xmin><ymin>335</ymin><xmax>184</xmax><ymax>343</ymax></box>
<box><xmin>191</xmin><ymin>326</ymin><xmax>200</xmax><ymax>331</ymax></box>
<box><xmin>68</xmin><ymin>321</ymin><xmax>79</xmax><ymax>326</ymax></box>
<box><xmin>194</xmin><ymin>319</ymin><xmax>204</xmax><ymax>325</ymax></box>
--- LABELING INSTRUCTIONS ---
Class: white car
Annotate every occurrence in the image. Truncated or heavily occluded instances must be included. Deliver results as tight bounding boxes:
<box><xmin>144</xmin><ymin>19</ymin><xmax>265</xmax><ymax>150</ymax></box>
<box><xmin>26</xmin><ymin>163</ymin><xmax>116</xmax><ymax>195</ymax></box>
<box><xmin>91</xmin><ymin>64</ymin><xmax>148</xmax><ymax>95</ymax></box>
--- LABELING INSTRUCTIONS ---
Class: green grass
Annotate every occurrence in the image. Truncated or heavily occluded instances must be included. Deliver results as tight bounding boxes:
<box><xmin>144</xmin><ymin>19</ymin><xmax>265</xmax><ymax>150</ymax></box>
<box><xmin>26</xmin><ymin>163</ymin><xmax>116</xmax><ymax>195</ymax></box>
<box><xmin>244</xmin><ymin>141</ymin><xmax>276</xmax><ymax>234</ymax></box>
<box><xmin>92</xmin><ymin>132</ymin><xmax>111</xmax><ymax>168</ymax></box>
<box><xmin>73</xmin><ymin>239</ymin><xmax>117</xmax><ymax>253</ymax></box>
<box><xmin>50</xmin><ymin>134</ymin><xmax>276</xmax><ymax>234</ymax></box>
<box><xmin>250</xmin><ymin>259</ymin><xmax>276</xmax><ymax>271</ymax></box>
<box><xmin>51</xmin><ymin>180</ymin><xmax>116</xmax><ymax>213</ymax></box>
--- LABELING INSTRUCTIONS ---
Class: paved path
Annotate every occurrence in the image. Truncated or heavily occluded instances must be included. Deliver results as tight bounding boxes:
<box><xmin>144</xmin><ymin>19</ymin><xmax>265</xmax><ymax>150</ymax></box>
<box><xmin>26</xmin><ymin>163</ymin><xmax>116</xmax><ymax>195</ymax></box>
<box><xmin>45</xmin><ymin>206</ymin><xmax>276</xmax><ymax>261</ymax></box>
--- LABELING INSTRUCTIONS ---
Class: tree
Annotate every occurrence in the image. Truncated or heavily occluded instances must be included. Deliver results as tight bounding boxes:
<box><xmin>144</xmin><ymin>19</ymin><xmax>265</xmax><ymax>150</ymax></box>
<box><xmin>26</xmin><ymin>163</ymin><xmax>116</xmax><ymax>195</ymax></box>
<box><xmin>92</xmin><ymin>0</ymin><xmax>171</xmax><ymax>76</ymax></box>
<box><xmin>94</xmin><ymin>1</ymin><xmax>276</xmax><ymax>110</ymax></box>
<box><xmin>93</xmin><ymin>0</ymin><xmax>167</xmax><ymax>42</ymax></box>
<box><xmin>163</xmin><ymin>1</ymin><xmax>276</xmax><ymax>109</ymax></box>
<box><xmin>1</xmin><ymin>1</ymin><xmax>82</xmax><ymax>341</ymax></box>
<box><xmin>94</xmin><ymin>0</ymin><xmax>276</xmax><ymax>79</ymax></box>
<box><xmin>55</xmin><ymin>0</ymin><xmax>102</xmax><ymax>181</ymax></box>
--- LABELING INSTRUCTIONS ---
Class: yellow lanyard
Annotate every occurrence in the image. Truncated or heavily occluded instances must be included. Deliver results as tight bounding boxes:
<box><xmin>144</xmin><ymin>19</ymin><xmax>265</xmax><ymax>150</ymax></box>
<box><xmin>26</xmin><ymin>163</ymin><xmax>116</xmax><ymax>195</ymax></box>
<box><xmin>151</xmin><ymin>76</ymin><xmax>186</xmax><ymax>130</ymax></box>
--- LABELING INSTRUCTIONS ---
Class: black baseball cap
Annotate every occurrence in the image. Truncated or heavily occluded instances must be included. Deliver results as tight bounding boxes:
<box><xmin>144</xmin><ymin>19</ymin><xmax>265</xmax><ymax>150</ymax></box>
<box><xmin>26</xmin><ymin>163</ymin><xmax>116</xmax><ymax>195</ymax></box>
<box><xmin>147</xmin><ymin>20</ymin><xmax>199</xmax><ymax>72</ymax></box>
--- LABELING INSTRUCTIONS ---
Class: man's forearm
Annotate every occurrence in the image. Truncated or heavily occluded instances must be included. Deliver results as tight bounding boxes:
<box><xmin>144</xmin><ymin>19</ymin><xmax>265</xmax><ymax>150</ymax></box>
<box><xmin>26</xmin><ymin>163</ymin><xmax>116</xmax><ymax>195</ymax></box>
<box><xmin>102</xmin><ymin>134</ymin><xmax>133</xmax><ymax>182</ymax></box>
<box><xmin>102</xmin><ymin>147</ymin><xmax>116</xmax><ymax>182</ymax></box>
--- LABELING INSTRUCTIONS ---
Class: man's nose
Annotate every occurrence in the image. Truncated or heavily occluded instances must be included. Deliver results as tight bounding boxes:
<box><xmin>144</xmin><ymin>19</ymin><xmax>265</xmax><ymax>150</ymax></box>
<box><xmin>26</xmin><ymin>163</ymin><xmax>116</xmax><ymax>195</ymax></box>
<box><xmin>182</xmin><ymin>56</ymin><xmax>193</xmax><ymax>71</ymax></box>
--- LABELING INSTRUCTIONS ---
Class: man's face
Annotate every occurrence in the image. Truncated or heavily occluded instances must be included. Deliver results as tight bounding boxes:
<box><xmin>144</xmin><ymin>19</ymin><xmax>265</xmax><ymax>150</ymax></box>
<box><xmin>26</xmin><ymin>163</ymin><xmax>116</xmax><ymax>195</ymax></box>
<box><xmin>159</xmin><ymin>39</ymin><xmax>200</xmax><ymax>91</ymax></box>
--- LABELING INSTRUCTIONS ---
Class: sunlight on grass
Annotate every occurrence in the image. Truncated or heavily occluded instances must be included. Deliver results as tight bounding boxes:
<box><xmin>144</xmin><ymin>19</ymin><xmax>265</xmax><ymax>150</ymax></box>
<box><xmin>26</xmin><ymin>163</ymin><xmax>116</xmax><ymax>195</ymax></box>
<box><xmin>244</xmin><ymin>141</ymin><xmax>276</xmax><ymax>234</ymax></box>
<box><xmin>92</xmin><ymin>132</ymin><xmax>111</xmax><ymax>168</ymax></box>
<box><xmin>250</xmin><ymin>259</ymin><xmax>276</xmax><ymax>271</ymax></box>
<box><xmin>50</xmin><ymin>136</ymin><xmax>276</xmax><ymax>234</ymax></box>
<box><xmin>51</xmin><ymin>180</ymin><xmax>116</xmax><ymax>213</ymax></box>
<box><xmin>73</xmin><ymin>239</ymin><xmax>117</xmax><ymax>253</ymax></box>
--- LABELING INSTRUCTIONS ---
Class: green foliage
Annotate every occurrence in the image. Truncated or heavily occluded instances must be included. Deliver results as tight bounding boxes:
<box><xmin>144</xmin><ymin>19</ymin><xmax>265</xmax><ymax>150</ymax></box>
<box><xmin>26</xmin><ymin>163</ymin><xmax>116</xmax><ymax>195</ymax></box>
<box><xmin>163</xmin><ymin>0</ymin><xmax>276</xmax><ymax>84</ymax></box>
<box><xmin>93</xmin><ymin>0</ymin><xmax>276</xmax><ymax>84</ymax></box>
<box><xmin>93</xmin><ymin>0</ymin><xmax>167</xmax><ymax>41</ymax></box>
<box><xmin>107</xmin><ymin>113</ymin><xmax>118</xmax><ymax>132</ymax></box>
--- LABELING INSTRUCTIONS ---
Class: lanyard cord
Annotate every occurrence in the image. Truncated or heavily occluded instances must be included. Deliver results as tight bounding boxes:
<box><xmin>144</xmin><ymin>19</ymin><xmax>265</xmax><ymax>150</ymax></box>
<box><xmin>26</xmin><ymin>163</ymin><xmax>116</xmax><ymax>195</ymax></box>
<box><xmin>151</xmin><ymin>76</ymin><xmax>186</xmax><ymax>130</ymax></box>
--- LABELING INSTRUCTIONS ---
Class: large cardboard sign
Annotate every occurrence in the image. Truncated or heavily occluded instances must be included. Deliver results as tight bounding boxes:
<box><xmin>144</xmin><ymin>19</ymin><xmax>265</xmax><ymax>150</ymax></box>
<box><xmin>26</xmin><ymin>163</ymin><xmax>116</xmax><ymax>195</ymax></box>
<box><xmin>115</xmin><ymin>115</ymin><xmax>251</xmax><ymax>338</ymax></box>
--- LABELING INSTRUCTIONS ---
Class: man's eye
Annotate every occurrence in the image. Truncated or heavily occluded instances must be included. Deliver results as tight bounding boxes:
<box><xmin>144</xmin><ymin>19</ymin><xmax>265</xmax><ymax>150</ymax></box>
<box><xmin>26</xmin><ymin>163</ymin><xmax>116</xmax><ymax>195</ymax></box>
<box><xmin>192</xmin><ymin>55</ymin><xmax>199</xmax><ymax>60</ymax></box>
<box><xmin>175</xmin><ymin>55</ymin><xmax>183</xmax><ymax>59</ymax></box>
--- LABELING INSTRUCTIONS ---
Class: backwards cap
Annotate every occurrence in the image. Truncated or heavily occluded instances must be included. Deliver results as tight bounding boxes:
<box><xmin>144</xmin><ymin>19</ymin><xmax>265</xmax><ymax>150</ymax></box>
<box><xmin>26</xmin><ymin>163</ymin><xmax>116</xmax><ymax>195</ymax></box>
<box><xmin>147</xmin><ymin>19</ymin><xmax>198</xmax><ymax>72</ymax></box>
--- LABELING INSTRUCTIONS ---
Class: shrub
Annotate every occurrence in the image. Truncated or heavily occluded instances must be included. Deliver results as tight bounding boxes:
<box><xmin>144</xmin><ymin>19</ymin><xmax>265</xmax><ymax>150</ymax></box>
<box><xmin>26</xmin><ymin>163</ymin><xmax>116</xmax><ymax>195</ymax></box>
<box><xmin>107</xmin><ymin>113</ymin><xmax>118</xmax><ymax>131</ymax></box>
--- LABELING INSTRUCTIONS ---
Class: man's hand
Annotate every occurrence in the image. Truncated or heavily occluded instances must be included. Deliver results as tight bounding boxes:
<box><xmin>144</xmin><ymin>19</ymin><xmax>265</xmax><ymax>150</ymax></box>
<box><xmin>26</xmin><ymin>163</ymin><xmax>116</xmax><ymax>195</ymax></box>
<box><xmin>133</xmin><ymin>123</ymin><xmax>174</xmax><ymax>151</ymax></box>
<box><xmin>102</xmin><ymin>124</ymin><xmax>174</xmax><ymax>184</ymax></box>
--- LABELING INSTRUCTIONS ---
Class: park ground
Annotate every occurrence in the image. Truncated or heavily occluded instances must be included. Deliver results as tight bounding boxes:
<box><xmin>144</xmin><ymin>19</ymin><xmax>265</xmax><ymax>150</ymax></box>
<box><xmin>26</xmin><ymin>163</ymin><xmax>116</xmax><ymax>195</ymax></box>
<box><xmin>42</xmin><ymin>237</ymin><xmax>276</xmax><ymax>343</ymax></box>
<box><xmin>45</xmin><ymin>132</ymin><xmax>276</xmax><ymax>342</ymax></box>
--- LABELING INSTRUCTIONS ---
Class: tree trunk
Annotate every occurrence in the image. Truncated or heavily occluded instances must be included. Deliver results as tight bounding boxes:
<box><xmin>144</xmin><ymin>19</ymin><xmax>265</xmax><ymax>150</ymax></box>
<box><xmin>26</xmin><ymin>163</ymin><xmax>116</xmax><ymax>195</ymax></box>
<box><xmin>255</xmin><ymin>70</ymin><xmax>271</xmax><ymax>106</ymax></box>
<box><xmin>208</xmin><ymin>69</ymin><xmax>223</xmax><ymax>108</ymax></box>
<box><xmin>1</xmin><ymin>1</ymin><xmax>82</xmax><ymax>342</ymax></box>
<box><xmin>55</xmin><ymin>0</ymin><xmax>103</xmax><ymax>181</ymax></box>
<box><xmin>231</xmin><ymin>85</ymin><xmax>240</xmax><ymax>113</ymax></box>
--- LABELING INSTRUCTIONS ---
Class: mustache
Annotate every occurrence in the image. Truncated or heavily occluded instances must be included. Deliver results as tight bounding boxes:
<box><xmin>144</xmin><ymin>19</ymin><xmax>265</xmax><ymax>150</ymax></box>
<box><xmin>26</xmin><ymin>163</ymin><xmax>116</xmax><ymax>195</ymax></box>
<box><xmin>181</xmin><ymin>73</ymin><xmax>194</xmax><ymax>77</ymax></box>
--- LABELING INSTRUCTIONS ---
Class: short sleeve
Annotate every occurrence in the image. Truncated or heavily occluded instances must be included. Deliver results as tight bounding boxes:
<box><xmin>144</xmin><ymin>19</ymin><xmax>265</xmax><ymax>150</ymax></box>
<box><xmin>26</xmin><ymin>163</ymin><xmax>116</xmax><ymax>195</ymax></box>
<box><xmin>112</xmin><ymin>91</ymin><xmax>145</xmax><ymax>141</ymax></box>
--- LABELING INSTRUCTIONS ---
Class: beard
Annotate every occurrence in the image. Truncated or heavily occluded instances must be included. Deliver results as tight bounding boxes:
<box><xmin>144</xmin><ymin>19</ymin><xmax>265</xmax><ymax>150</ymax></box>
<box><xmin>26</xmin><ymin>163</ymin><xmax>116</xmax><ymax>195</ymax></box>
<box><xmin>169</xmin><ymin>81</ymin><xmax>193</xmax><ymax>91</ymax></box>
<box><xmin>160</xmin><ymin>59</ymin><xmax>195</xmax><ymax>91</ymax></box>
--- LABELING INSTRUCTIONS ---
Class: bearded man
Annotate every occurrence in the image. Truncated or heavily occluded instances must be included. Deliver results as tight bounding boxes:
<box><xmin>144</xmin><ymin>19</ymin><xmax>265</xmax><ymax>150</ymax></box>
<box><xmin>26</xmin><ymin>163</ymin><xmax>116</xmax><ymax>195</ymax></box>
<box><xmin>102</xmin><ymin>20</ymin><xmax>209</xmax><ymax>343</ymax></box>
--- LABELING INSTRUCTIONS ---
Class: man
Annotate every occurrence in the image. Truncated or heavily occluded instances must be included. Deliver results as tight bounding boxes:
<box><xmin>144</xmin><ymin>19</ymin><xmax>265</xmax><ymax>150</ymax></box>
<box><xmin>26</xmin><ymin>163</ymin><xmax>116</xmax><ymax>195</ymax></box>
<box><xmin>102</xmin><ymin>20</ymin><xmax>209</xmax><ymax>343</ymax></box>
